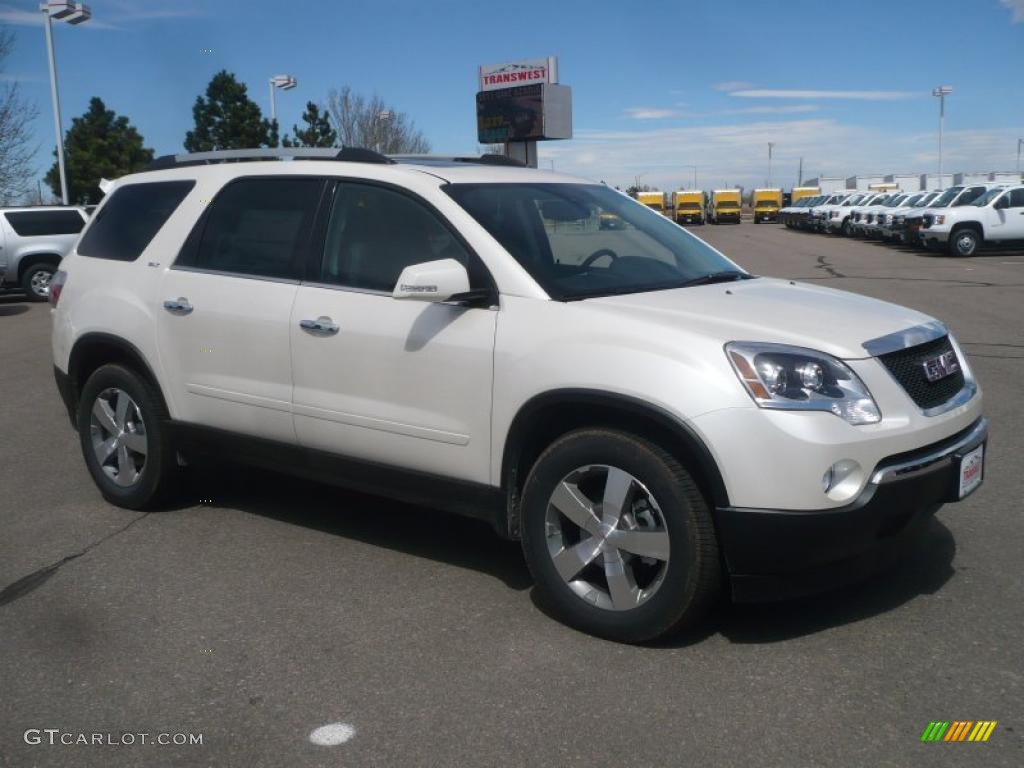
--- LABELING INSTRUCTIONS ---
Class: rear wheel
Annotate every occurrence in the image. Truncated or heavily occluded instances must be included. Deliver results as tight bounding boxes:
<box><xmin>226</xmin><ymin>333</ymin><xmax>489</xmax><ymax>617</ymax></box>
<box><xmin>77</xmin><ymin>364</ymin><xmax>178</xmax><ymax>509</ymax></box>
<box><xmin>520</xmin><ymin>429</ymin><xmax>721</xmax><ymax>643</ymax></box>
<box><xmin>949</xmin><ymin>228</ymin><xmax>979</xmax><ymax>257</ymax></box>
<box><xmin>21</xmin><ymin>262</ymin><xmax>58</xmax><ymax>302</ymax></box>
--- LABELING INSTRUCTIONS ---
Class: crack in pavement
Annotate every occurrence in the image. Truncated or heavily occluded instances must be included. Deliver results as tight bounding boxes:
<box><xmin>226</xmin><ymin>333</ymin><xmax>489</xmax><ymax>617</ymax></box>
<box><xmin>815</xmin><ymin>254</ymin><xmax>846</xmax><ymax>278</ymax></box>
<box><xmin>0</xmin><ymin>513</ymin><xmax>149</xmax><ymax>608</ymax></box>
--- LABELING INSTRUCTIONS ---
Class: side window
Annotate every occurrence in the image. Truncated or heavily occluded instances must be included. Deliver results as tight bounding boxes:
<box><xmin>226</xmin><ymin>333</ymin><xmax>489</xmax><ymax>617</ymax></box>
<box><xmin>3</xmin><ymin>209</ymin><xmax>85</xmax><ymax>236</ymax></box>
<box><xmin>1008</xmin><ymin>189</ymin><xmax>1024</xmax><ymax>208</ymax></box>
<box><xmin>956</xmin><ymin>187</ymin><xmax>986</xmax><ymax>206</ymax></box>
<box><xmin>320</xmin><ymin>183</ymin><xmax>475</xmax><ymax>292</ymax></box>
<box><xmin>186</xmin><ymin>177</ymin><xmax>322</xmax><ymax>280</ymax></box>
<box><xmin>78</xmin><ymin>181</ymin><xmax>194</xmax><ymax>261</ymax></box>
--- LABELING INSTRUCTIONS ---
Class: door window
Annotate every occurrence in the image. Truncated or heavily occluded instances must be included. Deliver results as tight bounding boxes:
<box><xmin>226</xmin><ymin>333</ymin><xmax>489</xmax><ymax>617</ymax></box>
<box><xmin>319</xmin><ymin>183</ymin><xmax>475</xmax><ymax>292</ymax></box>
<box><xmin>1008</xmin><ymin>189</ymin><xmax>1024</xmax><ymax>208</ymax></box>
<box><xmin>181</xmin><ymin>177</ymin><xmax>323</xmax><ymax>280</ymax></box>
<box><xmin>4</xmin><ymin>209</ymin><xmax>86</xmax><ymax>237</ymax></box>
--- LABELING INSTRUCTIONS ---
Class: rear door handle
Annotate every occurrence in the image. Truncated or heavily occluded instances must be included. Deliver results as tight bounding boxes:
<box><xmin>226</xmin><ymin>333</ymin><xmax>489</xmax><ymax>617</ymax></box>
<box><xmin>163</xmin><ymin>297</ymin><xmax>193</xmax><ymax>315</ymax></box>
<box><xmin>300</xmin><ymin>316</ymin><xmax>339</xmax><ymax>335</ymax></box>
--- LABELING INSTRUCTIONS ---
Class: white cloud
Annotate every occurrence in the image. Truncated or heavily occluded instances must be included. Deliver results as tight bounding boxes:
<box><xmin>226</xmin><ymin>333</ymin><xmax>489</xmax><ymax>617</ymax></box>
<box><xmin>726</xmin><ymin>105</ymin><xmax>820</xmax><ymax>115</ymax></box>
<box><xmin>729</xmin><ymin>89</ymin><xmax>917</xmax><ymax>100</ymax></box>
<box><xmin>537</xmin><ymin>119</ymin><xmax>1021</xmax><ymax>193</ymax></box>
<box><xmin>1000</xmin><ymin>0</ymin><xmax>1024</xmax><ymax>23</ymax></box>
<box><xmin>625</xmin><ymin>107</ymin><xmax>683</xmax><ymax>120</ymax></box>
<box><xmin>713</xmin><ymin>81</ymin><xmax>753</xmax><ymax>92</ymax></box>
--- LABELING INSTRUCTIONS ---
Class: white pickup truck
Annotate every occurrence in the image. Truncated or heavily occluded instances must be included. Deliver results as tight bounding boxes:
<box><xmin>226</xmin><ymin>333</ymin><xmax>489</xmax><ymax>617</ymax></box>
<box><xmin>920</xmin><ymin>185</ymin><xmax>1024</xmax><ymax>256</ymax></box>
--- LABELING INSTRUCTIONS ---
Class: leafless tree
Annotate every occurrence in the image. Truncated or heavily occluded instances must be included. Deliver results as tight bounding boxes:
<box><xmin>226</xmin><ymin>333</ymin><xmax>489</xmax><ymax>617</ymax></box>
<box><xmin>0</xmin><ymin>28</ymin><xmax>38</xmax><ymax>204</ymax></box>
<box><xmin>326</xmin><ymin>86</ymin><xmax>430</xmax><ymax>155</ymax></box>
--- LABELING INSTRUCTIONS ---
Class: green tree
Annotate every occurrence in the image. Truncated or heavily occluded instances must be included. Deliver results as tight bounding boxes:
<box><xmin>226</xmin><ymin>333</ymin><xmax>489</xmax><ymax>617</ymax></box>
<box><xmin>185</xmin><ymin>70</ymin><xmax>272</xmax><ymax>152</ymax></box>
<box><xmin>44</xmin><ymin>97</ymin><xmax>152</xmax><ymax>205</ymax></box>
<box><xmin>282</xmin><ymin>102</ymin><xmax>337</xmax><ymax>148</ymax></box>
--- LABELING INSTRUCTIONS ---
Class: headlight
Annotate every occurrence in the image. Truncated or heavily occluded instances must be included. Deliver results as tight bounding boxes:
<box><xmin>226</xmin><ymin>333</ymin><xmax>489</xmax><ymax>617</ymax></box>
<box><xmin>935</xmin><ymin>215</ymin><xmax>945</xmax><ymax>225</ymax></box>
<box><xmin>725</xmin><ymin>342</ymin><xmax>881</xmax><ymax>425</ymax></box>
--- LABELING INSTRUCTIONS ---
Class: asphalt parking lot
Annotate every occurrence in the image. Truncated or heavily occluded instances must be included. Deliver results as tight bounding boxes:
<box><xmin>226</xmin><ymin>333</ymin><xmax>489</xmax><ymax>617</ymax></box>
<box><xmin>1</xmin><ymin>224</ymin><xmax>1022</xmax><ymax>768</ymax></box>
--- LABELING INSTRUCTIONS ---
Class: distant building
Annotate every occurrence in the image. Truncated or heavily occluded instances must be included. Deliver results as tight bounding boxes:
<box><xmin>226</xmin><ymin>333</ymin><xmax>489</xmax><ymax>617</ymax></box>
<box><xmin>884</xmin><ymin>174</ymin><xmax>921</xmax><ymax>191</ymax></box>
<box><xmin>804</xmin><ymin>176</ymin><xmax>846</xmax><ymax>193</ymax></box>
<box><xmin>846</xmin><ymin>175</ymin><xmax>886</xmax><ymax>191</ymax></box>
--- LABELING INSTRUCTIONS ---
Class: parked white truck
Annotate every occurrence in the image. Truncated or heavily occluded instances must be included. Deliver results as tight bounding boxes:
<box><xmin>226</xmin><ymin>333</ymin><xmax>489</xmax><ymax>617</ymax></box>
<box><xmin>920</xmin><ymin>185</ymin><xmax>1024</xmax><ymax>256</ymax></box>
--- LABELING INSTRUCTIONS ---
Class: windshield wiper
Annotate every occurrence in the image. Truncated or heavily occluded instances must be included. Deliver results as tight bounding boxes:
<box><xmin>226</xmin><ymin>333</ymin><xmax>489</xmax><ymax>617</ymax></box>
<box><xmin>678</xmin><ymin>271</ymin><xmax>752</xmax><ymax>288</ymax></box>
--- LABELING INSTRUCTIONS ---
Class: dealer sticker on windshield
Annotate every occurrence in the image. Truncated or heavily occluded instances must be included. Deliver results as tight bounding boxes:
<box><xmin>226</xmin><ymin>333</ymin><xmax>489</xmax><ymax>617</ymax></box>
<box><xmin>958</xmin><ymin>444</ymin><xmax>984</xmax><ymax>499</ymax></box>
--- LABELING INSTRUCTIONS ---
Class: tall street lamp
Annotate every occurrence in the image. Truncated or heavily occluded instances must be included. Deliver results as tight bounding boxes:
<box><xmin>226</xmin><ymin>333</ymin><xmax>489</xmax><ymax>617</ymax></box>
<box><xmin>375</xmin><ymin>110</ymin><xmax>392</xmax><ymax>153</ymax></box>
<box><xmin>932</xmin><ymin>86</ymin><xmax>953</xmax><ymax>188</ymax></box>
<box><xmin>40</xmin><ymin>2</ymin><xmax>91</xmax><ymax>206</ymax></box>
<box><xmin>268</xmin><ymin>74</ymin><xmax>297</xmax><ymax>123</ymax></box>
<box><xmin>1017</xmin><ymin>138</ymin><xmax>1023</xmax><ymax>175</ymax></box>
<box><xmin>681</xmin><ymin>164</ymin><xmax>697</xmax><ymax>189</ymax></box>
<box><xmin>767</xmin><ymin>142</ymin><xmax>775</xmax><ymax>187</ymax></box>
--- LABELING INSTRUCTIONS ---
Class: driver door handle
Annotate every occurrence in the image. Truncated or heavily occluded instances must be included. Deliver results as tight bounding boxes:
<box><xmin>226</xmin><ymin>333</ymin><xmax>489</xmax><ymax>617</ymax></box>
<box><xmin>163</xmin><ymin>297</ymin><xmax>193</xmax><ymax>315</ymax></box>
<box><xmin>300</xmin><ymin>316</ymin><xmax>339</xmax><ymax>335</ymax></box>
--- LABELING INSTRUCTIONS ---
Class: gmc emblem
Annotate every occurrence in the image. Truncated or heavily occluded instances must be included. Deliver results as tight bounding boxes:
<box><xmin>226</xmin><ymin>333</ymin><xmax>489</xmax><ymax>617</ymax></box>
<box><xmin>922</xmin><ymin>350</ymin><xmax>960</xmax><ymax>383</ymax></box>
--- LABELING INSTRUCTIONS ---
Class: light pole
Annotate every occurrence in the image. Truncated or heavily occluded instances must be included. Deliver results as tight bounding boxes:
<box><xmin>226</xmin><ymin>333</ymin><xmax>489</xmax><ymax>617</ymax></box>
<box><xmin>40</xmin><ymin>2</ymin><xmax>91</xmax><ymax>206</ymax></box>
<box><xmin>932</xmin><ymin>86</ymin><xmax>952</xmax><ymax>188</ymax></box>
<box><xmin>1017</xmin><ymin>138</ymin><xmax>1023</xmax><ymax>175</ymax></box>
<box><xmin>268</xmin><ymin>74</ymin><xmax>297</xmax><ymax>123</ymax></box>
<box><xmin>681</xmin><ymin>164</ymin><xmax>697</xmax><ymax>189</ymax></box>
<box><xmin>767</xmin><ymin>142</ymin><xmax>775</xmax><ymax>187</ymax></box>
<box><xmin>375</xmin><ymin>110</ymin><xmax>392</xmax><ymax>153</ymax></box>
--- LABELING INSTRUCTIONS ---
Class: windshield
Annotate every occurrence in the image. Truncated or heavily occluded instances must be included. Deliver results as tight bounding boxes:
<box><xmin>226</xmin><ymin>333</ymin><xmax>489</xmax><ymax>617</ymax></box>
<box><xmin>930</xmin><ymin>186</ymin><xmax>964</xmax><ymax>207</ymax></box>
<box><xmin>952</xmin><ymin>187</ymin><xmax>987</xmax><ymax>206</ymax></box>
<box><xmin>717</xmin><ymin>200</ymin><xmax>739</xmax><ymax>208</ymax></box>
<box><xmin>842</xmin><ymin>195</ymin><xmax>864</xmax><ymax>206</ymax></box>
<box><xmin>644</xmin><ymin>202</ymin><xmax>664</xmax><ymax>210</ymax></box>
<box><xmin>915</xmin><ymin>193</ymin><xmax>939</xmax><ymax>207</ymax></box>
<box><xmin>678</xmin><ymin>202</ymin><xmax>701</xmax><ymax>209</ymax></box>
<box><xmin>972</xmin><ymin>188</ymin><xmax>1004</xmax><ymax>206</ymax></box>
<box><xmin>445</xmin><ymin>183</ymin><xmax>748</xmax><ymax>300</ymax></box>
<box><xmin>755</xmin><ymin>199</ymin><xmax>778</xmax><ymax>206</ymax></box>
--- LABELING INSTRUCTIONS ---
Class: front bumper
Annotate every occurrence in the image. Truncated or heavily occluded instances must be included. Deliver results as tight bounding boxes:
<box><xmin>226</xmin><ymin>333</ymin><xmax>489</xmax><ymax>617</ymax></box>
<box><xmin>715</xmin><ymin>417</ymin><xmax>987</xmax><ymax>601</ymax></box>
<box><xmin>921</xmin><ymin>228</ymin><xmax>951</xmax><ymax>245</ymax></box>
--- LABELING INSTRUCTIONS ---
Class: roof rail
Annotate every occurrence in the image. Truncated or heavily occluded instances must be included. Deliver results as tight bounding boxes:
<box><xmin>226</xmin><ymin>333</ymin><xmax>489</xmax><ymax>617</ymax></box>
<box><xmin>144</xmin><ymin>146</ymin><xmax>394</xmax><ymax>171</ymax></box>
<box><xmin>389</xmin><ymin>154</ymin><xmax>527</xmax><ymax>168</ymax></box>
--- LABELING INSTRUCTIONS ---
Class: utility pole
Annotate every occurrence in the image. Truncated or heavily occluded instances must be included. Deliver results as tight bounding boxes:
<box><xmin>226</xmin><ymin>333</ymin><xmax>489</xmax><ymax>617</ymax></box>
<box><xmin>797</xmin><ymin>157</ymin><xmax>803</xmax><ymax>186</ymax></box>
<box><xmin>932</xmin><ymin>86</ymin><xmax>953</xmax><ymax>188</ymax></box>
<box><xmin>1017</xmin><ymin>138</ymin><xmax>1023</xmax><ymax>175</ymax></box>
<box><xmin>768</xmin><ymin>142</ymin><xmax>774</xmax><ymax>188</ymax></box>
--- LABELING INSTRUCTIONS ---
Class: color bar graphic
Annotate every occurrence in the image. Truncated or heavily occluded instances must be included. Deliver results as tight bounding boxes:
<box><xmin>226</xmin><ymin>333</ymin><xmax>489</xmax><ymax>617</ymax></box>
<box><xmin>921</xmin><ymin>721</ymin><xmax>997</xmax><ymax>742</ymax></box>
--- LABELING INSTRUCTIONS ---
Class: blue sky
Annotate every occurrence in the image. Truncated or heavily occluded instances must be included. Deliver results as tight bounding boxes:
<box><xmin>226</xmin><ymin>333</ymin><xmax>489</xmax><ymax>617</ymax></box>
<box><xmin>2</xmin><ymin>0</ymin><xmax>1023</xmax><ymax>193</ymax></box>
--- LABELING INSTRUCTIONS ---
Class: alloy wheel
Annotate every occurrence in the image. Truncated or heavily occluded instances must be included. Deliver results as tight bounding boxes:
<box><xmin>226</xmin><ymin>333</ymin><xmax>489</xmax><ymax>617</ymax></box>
<box><xmin>29</xmin><ymin>269</ymin><xmax>52</xmax><ymax>298</ymax></box>
<box><xmin>544</xmin><ymin>464</ymin><xmax>671</xmax><ymax>611</ymax></box>
<box><xmin>89</xmin><ymin>388</ymin><xmax>148</xmax><ymax>487</ymax></box>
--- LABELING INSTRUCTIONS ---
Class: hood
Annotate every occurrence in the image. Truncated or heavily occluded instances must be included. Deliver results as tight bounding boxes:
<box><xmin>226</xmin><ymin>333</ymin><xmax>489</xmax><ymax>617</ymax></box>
<box><xmin>584</xmin><ymin>277</ymin><xmax>935</xmax><ymax>360</ymax></box>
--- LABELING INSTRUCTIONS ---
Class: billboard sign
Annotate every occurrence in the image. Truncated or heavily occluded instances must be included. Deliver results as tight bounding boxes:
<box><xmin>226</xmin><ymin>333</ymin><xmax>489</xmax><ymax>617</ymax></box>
<box><xmin>476</xmin><ymin>83</ymin><xmax>572</xmax><ymax>144</ymax></box>
<box><xmin>479</xmin><ymin>57</ymin><xmax>557</xmax><ymax>92</ymax></box>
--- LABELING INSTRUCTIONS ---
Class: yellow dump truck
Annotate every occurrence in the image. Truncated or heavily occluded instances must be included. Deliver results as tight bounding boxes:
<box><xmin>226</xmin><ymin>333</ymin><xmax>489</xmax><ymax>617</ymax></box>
<box><xmin>752</xmin><ymin>188</ymin><xmax>783</xmax><ymax>223</ymax></box>
<box><xmin>637</xmin><ymin>191</ymin><xmax>667</xmax><ymax>215</ymax></box>
<box><xmin>672</xmin><ymin>190</ymin><xmax>705</xmax><ymax>225</ymax></box>
<box><xmin>710</xmin><ymin>189</ymin><xmax>741</xmax><ymax>224</ymax></box>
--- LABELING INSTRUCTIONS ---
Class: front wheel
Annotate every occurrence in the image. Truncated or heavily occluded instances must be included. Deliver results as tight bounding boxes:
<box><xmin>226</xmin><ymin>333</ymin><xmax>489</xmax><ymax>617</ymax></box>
<box><xmin>77</xmin><ymin>364</ymin><xmax>179</xmax><ymax>509</ymax></box>
<box><xmin>520</xmin><ymin>429</ymin><xmax>721</xmax><ymax>643</ymax></box>
<box><xmin>949</xmin><ymin>228</ymin><xmax>979</xmax><ymax>257</ymax></box>
<box><xmin>21</xmin><ymin>262</ymin><xmax>58</xmax><ymax>302</ymax></box>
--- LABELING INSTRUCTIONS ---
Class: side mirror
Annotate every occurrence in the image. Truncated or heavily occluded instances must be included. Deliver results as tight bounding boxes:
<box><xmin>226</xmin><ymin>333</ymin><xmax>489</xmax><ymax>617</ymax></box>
<box><xmin>392</xmin><ymin>258</ymin><xmax>470</xmax><ymax>303</ymax></box>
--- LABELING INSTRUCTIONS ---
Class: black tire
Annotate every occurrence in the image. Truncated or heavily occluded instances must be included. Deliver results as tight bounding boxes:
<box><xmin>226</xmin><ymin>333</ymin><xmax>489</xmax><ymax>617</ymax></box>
<box><xmin>840</xmin><ymin>219</ymin><xmax>851</xmax><ymax>237</ymax></box>
<box><xmin>77</xmin><ymin>363</ymin><xmax>178</xmax><ymax>509</ymax></box>
<box><xmin>21</xmin><ymin>262</ymin><xmax>58</xmax><ymax>302</ymax></box>
<box><xmin>949</xmin><ymin>227</ymin><xmax>979</xmax><ymax>257</ymax></box>
<box><xmin>520</xmin><ymin>428</ymin><xmax>721</xmax><ymax>643</ymax></box>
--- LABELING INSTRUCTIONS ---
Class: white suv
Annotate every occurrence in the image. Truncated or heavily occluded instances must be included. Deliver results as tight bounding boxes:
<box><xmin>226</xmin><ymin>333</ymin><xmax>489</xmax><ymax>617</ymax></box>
<box><xmin>51</xmin><ymin>148</ymin><xmax>987</xmax><ymax>642</ymax></box>
<box><xmin>920</xmin><ymin>185</ymin><xmax>1024</xmax><ymax>256</ymax></box>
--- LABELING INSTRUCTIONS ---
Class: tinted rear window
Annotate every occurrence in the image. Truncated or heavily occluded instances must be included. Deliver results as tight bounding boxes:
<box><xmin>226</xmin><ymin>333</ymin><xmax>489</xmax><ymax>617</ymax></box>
<box><xmin>4</xmin><ymin>209</ymin><xmax>84</xmax><ymax>236</ymax></box>
<box><xmin>78</xmin><ymin>181</ymin><xmax>194</xmax><ymax>261</ymax></box>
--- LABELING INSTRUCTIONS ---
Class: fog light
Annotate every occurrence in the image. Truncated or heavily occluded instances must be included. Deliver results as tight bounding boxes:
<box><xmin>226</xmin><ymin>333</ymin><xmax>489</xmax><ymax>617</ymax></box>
<box><xmin>822</xmin><ymin>460</ymin><xmax>864</xmax><ymax>502</ymax></box>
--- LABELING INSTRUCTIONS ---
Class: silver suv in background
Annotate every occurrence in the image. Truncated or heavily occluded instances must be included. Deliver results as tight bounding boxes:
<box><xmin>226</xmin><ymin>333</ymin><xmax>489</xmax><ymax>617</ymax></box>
<box><xmin>0</xmin><ymin>206</ymin><xmax>89</xmax><ymax>301</ymax></box>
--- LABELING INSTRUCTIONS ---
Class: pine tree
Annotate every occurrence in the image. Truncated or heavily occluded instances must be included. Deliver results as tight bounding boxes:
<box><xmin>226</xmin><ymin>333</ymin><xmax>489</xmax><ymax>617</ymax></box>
<box><xmin>44</xmin><ymin>97</ymin><xmax>153</xmax><ymax>204</ymax></box>
<box><xmin>282</xmin><ymin>102</ymin><xmax>337</xmax><ymax>148</ymax></box>
<box><xmin>184</xmin><ymin>70</ymin><xmax>272</xmax><ymax>152</ymax></box>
